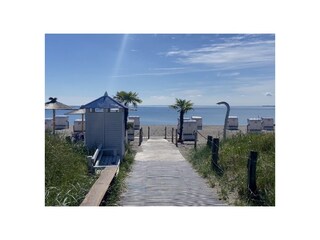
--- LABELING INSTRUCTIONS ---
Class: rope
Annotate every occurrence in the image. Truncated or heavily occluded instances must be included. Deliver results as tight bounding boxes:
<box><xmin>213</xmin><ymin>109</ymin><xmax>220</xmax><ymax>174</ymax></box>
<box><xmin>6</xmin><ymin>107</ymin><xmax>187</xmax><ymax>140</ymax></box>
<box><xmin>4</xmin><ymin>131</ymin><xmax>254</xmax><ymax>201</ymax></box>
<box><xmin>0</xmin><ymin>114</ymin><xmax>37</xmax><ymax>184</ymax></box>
<box><xmin>196</xmin><ymin>130</ymin><xmax>208</xmax><ymax>140</ymax></box>
<box><xmin>212</xmin><ymin>160</ymin><xmax>224</xmax><ymax>173</ymax></box>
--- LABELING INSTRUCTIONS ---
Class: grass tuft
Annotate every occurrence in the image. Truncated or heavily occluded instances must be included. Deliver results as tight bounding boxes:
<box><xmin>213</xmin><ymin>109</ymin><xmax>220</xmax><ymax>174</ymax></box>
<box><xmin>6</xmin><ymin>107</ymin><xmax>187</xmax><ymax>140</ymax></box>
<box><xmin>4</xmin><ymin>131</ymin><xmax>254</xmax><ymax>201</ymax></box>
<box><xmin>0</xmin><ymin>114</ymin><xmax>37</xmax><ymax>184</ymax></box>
<box><xmin>188</xmin><ymin>132</ymin><xmax>275</xmax><ymax>206</ymax></box>
<box><xmin>45</xmin><ymin>133</ymin><xmax>97</xmax><ymax>206</ymax></box>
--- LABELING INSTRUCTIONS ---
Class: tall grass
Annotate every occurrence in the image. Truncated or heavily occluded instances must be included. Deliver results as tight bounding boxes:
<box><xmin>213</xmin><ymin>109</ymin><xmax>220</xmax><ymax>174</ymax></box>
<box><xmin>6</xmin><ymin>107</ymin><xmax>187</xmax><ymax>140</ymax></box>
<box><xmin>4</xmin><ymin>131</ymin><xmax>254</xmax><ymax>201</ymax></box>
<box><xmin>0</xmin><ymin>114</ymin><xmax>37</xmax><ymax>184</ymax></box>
<box><xmin>45</xmin><ymin>133</ymin><xmax>97</xmax><ymax>206</ymax></box>
<box><xmin>189</xmin><ymin>132</ymin><xmax>275</xmax><ymax>206</ymax></box>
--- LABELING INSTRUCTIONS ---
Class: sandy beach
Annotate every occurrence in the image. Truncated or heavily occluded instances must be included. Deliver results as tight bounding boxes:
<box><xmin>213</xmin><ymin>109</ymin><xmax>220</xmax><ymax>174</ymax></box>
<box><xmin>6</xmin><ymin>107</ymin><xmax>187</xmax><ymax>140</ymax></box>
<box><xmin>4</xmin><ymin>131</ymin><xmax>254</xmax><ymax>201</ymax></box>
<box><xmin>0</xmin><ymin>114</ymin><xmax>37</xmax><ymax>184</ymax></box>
<box><xmin>129</xmin><ymin>125</ymin><xmax>248</xmax><ymax>159</ymax></box>
<box><xmin>138</xmin><ymin>125</ymin><xmax>247</xmax><ymax>143</ymax></box>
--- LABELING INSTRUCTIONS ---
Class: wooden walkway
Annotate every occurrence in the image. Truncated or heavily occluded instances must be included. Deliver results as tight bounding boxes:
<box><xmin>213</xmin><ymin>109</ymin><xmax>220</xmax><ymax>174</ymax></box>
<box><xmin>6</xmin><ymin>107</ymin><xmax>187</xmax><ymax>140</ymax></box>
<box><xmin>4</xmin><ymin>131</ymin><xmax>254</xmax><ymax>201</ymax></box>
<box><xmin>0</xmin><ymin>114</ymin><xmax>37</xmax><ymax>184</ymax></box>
<box><xmin>81</xmin><ymin>166</ymin><xmax>118</xmax><ymax>206</ymax></box>
<box><xmin>119</xmin><ymin>139</ymin><xmax>227</xmax><ymax>206</ymax></box>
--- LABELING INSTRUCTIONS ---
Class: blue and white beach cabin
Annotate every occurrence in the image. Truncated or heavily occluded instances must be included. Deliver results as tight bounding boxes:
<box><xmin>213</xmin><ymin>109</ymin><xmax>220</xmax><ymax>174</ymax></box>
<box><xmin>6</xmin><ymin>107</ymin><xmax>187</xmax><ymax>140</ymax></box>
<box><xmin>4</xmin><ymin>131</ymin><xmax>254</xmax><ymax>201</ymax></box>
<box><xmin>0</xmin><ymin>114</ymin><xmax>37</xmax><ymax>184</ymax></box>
<box><xmin>80</xmin><ymin>92</ymin><xmax>128</xmax><ymax>160</ymax></box>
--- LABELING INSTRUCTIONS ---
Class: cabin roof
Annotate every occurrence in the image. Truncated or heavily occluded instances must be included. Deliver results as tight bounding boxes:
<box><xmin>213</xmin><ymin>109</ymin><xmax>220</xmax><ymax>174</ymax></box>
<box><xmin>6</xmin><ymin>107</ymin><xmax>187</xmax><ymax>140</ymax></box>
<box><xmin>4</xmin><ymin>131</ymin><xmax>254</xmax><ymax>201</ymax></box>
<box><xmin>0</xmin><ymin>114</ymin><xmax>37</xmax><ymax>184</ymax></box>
<box><xmin>80</xmin><ymin>93</ymin><xmax>128</xmax><ymax>109</ymax></box>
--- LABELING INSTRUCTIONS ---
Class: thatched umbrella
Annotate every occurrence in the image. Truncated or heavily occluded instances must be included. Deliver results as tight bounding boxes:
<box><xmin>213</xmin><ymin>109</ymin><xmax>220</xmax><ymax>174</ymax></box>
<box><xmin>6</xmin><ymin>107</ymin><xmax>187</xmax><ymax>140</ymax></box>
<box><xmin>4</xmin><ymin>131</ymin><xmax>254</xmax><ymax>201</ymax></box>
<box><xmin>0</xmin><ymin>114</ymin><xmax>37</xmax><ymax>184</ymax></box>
<box><xmin>64</xmin><ymin>108</ymin><xmax>85</xmax><ymax>135</ymax></box>
<box><xmin>45</xmin><ymin>97</ymin><xmax>72</xmax><ymax>134</ymax></box>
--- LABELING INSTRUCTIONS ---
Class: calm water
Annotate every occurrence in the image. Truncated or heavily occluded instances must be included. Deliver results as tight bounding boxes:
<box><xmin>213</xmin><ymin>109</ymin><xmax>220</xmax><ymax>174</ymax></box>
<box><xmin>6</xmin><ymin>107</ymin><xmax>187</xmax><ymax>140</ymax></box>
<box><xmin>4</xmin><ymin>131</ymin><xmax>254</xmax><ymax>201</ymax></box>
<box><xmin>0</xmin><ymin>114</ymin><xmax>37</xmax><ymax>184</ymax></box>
<box><xmin>45</xmin><ymin>105</ymin><xmax>275</xmax><ymax>126</ymax></box>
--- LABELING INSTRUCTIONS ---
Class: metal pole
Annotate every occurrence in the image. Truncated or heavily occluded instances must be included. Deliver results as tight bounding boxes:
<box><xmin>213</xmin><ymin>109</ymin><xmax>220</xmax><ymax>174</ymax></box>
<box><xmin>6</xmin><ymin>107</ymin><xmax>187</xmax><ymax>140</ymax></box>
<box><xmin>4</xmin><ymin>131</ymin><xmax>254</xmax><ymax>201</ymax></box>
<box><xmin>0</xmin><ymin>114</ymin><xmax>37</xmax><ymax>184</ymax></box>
<box><xmin>217</xmin><ymin>101</ymin><xmax>230</xmax><ymax>141</ymax></box>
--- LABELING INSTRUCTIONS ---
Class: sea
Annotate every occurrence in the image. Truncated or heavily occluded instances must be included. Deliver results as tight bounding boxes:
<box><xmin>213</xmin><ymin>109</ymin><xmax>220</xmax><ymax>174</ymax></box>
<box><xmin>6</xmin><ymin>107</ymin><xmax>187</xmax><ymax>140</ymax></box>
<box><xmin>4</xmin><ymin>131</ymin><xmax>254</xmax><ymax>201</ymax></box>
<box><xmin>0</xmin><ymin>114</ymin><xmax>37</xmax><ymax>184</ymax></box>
<box><xmin>45</xmin><ymin>105</ymin><xmax>275</xmax><ymax>126</ymax></box>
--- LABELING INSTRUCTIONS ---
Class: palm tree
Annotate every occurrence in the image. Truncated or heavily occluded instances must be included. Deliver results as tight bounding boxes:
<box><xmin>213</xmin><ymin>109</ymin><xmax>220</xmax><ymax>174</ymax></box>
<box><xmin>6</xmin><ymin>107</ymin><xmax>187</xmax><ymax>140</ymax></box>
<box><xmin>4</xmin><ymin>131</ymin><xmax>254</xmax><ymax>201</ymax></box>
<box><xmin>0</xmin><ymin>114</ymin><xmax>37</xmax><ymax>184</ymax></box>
<box><xmin>170</xmin><ymin>98</ymin><xmax>194</xmax><ymax>143</ymax></box>
<box><xmin>114</xmin><ymin>91</ymin><xmax>142</xmax><ymax>108</ymax></box>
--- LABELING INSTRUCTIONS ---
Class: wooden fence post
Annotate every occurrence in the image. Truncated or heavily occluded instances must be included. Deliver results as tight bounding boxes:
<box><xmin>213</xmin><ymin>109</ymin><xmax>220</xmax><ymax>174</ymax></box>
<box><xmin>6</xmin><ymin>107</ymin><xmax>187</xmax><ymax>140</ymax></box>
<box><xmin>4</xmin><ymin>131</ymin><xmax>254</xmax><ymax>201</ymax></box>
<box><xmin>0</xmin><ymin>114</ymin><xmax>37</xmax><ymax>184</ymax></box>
<box><xmin>175</xmin><ymin>129</ymin><xmax>178</xmax><ymax>147</ymax></box>
<box><xmin>194</xmin><ymin>131</ymin><xmax>198</xmax><ymax>150</ymax></box>
<box><xmin>171</xmin><ymin>128</ymin><xmax>174</xmax><ymax>143</ymax></box>
<box><xmin>247</xmin><ymin>151</ymin><xmax>258</xmax><ymax>194</ymax></box>
<box><xmin>207</xmin><ymin>135</ymin><xmax>213</xmax><ymax>147</ymax></box>
<box><xmin>211</xmin><ymin>138</ymin><xmax>220</xmax><ymax>171</ymax></box>
<box><xmin>164</xmin><ymin>126</ymin><xmax>167</xmax><ymax>139</ymax></box>
<box><xmin>148</xmin><ymin>126</ymin><xmax>150</xmax><ymax>139</ymax></box>
<box><xmin>139</xmin><ymin>127</ymin><xmax>143</xmax><ymax>146</ymax></box>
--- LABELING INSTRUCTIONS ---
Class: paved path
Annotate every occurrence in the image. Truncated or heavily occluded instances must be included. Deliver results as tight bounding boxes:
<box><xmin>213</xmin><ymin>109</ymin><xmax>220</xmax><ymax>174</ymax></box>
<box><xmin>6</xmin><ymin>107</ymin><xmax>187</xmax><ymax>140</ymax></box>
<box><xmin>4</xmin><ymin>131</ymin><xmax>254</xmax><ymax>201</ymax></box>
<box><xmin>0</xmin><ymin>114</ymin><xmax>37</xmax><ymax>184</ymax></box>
<box><xmin>119</xmin><ymin>139</ymin><xmax>227</xmax><ymax>206</ymax></box>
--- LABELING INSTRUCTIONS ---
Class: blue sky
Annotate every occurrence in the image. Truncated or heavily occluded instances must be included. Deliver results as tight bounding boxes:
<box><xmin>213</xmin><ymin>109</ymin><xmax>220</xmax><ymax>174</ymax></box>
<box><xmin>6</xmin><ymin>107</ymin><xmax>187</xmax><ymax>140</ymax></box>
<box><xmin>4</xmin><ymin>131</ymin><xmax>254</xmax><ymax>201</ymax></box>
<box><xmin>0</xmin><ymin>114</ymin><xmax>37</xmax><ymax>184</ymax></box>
<box><xmin>45</xmin><ymin>34</ymin><xmax>275</xmax><ymax>106</ymax></box>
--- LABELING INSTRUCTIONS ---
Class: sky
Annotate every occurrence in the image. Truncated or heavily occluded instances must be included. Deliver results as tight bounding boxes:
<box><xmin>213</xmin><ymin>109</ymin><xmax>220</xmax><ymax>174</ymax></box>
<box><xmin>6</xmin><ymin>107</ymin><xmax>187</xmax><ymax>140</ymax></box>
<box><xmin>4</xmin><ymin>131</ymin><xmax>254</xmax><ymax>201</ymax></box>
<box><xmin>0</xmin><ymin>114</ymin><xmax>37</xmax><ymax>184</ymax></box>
<box><xmin>45</xmin><ymin>34</ymin><xmax>275</xmax><ymax>106</ymax></box>
<box><xmin>3</xmin><ymin>0</ymin><xmax>320</xmax><ymax>239</ymax></box>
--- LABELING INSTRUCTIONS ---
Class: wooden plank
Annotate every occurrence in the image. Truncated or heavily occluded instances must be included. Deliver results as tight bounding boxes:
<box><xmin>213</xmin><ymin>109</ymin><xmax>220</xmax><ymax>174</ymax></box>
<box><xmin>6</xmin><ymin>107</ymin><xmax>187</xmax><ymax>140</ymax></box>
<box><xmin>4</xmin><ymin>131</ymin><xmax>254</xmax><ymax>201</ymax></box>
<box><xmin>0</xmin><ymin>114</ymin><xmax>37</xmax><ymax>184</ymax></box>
<box><xmin>80</xmin><ymin>166</ymin><xmax>118</xmax><ymax>206</ymax></box>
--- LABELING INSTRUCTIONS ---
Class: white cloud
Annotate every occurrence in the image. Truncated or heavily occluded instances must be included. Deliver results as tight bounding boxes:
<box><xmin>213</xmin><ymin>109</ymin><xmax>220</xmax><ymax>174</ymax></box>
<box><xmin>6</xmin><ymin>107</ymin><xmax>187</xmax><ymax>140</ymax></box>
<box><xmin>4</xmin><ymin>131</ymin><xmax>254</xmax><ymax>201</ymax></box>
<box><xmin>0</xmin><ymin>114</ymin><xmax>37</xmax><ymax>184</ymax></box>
<box><xmin>166</xmin><ymin>36</ymin><xmax>275</xmax><ymax>70</ymax></box>
<box><xmin>217</xmin><ymin>72</ymin><xmax>240</xmax><ymax>77</ymax></box>
<box><xmin>150</xmin><ymin>67</ymin><xmax>185</xmax><ymax>71</ymax></box>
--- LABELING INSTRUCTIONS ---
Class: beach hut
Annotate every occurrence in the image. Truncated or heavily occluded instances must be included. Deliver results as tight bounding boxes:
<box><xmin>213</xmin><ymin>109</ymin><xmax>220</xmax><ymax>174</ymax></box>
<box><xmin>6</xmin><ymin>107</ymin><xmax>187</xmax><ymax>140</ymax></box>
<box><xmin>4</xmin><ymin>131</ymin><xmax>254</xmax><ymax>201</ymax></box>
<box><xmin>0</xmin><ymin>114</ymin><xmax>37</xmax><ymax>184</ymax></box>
<box><xmin>128</xmin><ymin>116</ymin><xmax>140</xmax><ymax>130</ymax></box>
<box><xmin>262</xmin><ymin>117</ymin><xmax>274</xmax><ymax>131</ymax></box>
<box><xmin>54</xmin><ymin>115</ymin><xmax>69</xmax><ymax>130</ymax></box>
<box><xmin>73</xmin><ymin>119</ymin><xmax>86</xmax><ymax>132</ymax></box>
<box><xmin>65</xmin><ymin>108</ymin><xmax>86</xmax><ymax>134</ymax></box>
<box><xmin>191</xmin><ymin>116</ymin><xmax>203</xmax><ymax>130</ymax></box>
<box><xmin>45</xmin><ymin>97</ymin><xmax>72</xmax><ymax>134</ymax></box>
<box><xmin>80</xmin><ymin>92</ymin><xmax>128</xmax><ymax>161</ymax></box>
<box><xmin>127</xmin><ymin>119</ymin><xmax>135</xmax><ymax>141</ymax></box>
<box><xmin>227</xmin><ymin>116</ymin><xmax>239</xmax><ymax>130</ymax></box>
<box><xmin>178</xmin><ymin>119</ymin><xmax>197</xmax><ymax>141</ymax></box>
<box><xmin>247</xmin><ymin>118</ymin><xmax>263</xmax><ymax>133</ymax></box>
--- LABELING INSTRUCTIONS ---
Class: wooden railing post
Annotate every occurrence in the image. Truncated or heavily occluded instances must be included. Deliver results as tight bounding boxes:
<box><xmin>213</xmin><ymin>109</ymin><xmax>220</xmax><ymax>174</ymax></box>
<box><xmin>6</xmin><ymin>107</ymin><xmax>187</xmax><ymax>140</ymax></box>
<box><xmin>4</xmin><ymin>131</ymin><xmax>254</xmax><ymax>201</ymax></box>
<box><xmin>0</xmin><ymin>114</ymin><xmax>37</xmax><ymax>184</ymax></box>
<box><xmin>148</xmin><ymin>126</ymin><xmax>150</xmax><ymax>139</ymax></box>
<box><xmin>194</xmin><ymin>131</ymin><xmax>197</xmax><ymax>150</ymax></box>
<box><xmin>171</xmin><ymin>128</ymin><xmax>174</xmax><ymax>143</ymax></box>
<box><xmin>139</xmin><ymin>127</ymin><xmax>143</xmax><ymax>146</ymax></box>
<box><xmin>247</xmin><ymin>151</ymin><xmax>258</xmax><ymax>194</ymax></box>
<box><xmin>175</xmin><ymin>129</ymin><xmax>178</xmax><ymax>147</ymax></box>
<box><xmin>211</xmin><ymin>138</ymin><xmax>220</xmax><ymax>171</ymax></box>
<box><xmin>207</xmin><ymin>135</ymin><xmax>213</xmax><ymax>147</ymax></box>
<box><xmin>164</xmin><ymin>126</ymin><xmax>167</xmax><ymax>139</ymax></box>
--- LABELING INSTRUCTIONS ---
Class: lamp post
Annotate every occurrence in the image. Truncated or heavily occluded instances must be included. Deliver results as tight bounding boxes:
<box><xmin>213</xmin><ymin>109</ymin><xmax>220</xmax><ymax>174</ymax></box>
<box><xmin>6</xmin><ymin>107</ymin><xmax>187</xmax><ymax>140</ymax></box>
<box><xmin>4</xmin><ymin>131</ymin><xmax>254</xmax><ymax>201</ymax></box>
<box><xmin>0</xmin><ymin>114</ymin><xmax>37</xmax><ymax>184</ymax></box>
<box><xmin>217</xmin><ymin>101</ymin><xmax>230</xmax><ymax>140</ymax></box>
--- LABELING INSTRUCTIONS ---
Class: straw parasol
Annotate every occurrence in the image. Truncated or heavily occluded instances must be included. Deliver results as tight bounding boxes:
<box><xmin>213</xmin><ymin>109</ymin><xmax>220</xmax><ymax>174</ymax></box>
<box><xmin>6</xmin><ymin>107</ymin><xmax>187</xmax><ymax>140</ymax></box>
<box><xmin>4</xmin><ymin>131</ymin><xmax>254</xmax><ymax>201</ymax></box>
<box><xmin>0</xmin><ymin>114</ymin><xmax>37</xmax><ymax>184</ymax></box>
<box><xmin>45</xmin><ymin>97</ymin><xmax>72</xmax><ymax>134</ymax></box>
<box><xmin>64</xmin><ymin>108</ymin><xmax>86</xmax><ymax>135</ymax></box>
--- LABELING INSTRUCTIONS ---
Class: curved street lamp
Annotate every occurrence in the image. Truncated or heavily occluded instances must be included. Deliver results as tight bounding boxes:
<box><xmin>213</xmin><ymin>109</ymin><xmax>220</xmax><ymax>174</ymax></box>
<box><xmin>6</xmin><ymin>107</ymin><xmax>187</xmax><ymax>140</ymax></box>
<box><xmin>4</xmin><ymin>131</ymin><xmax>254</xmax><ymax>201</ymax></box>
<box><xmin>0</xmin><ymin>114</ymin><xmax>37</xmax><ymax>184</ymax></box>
<box><xmin>217</xmin><ymin>101</ymin><xmax>230</xmax><ymax>140</ymax></box>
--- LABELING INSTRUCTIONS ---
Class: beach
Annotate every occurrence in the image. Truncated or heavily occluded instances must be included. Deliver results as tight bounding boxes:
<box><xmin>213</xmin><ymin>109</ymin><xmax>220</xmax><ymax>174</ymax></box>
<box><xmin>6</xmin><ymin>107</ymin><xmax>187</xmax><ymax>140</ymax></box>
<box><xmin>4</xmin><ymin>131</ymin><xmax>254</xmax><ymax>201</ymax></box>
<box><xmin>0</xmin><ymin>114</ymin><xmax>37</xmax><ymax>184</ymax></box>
<box><xmin>129</xmin><ymin>125</ymin><xmax>248</xmax><ymax>158</ymax></box>
<box><xmin>138</xmin><ymin>125</ymin><xmax>248</xmax><ymax>143</ymax></box>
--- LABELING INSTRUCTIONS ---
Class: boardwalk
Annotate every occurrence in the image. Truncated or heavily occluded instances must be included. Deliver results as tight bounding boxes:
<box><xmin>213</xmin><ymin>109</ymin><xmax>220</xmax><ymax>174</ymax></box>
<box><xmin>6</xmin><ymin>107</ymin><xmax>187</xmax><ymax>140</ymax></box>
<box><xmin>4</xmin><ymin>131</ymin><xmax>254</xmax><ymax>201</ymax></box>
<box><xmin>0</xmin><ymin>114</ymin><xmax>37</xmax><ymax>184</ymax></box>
<box><xmin>119</xmin><ymin>139</ymin><xmax>227</xmax><ymax>206</ymax></box>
